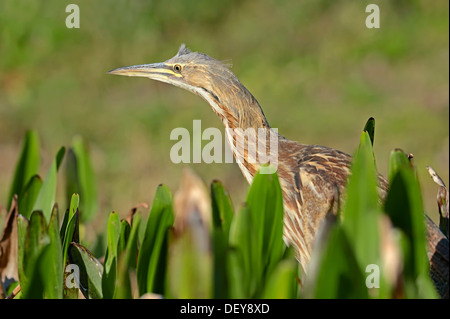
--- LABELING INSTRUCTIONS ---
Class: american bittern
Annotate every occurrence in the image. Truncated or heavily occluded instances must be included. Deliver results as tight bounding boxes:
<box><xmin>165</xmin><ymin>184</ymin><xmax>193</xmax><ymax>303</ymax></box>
<box><xmin>109</xmin><ymin>45</ymin><xmax>448</xmax><ymax>294</ymax></box>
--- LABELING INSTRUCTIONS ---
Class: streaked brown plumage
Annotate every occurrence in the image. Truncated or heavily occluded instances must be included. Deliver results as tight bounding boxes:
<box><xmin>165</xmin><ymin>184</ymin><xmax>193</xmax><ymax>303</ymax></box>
<box><xmin>109</xmin><ymin>45</ymin><xmax>447</xmax><ymax>290</ymax></box>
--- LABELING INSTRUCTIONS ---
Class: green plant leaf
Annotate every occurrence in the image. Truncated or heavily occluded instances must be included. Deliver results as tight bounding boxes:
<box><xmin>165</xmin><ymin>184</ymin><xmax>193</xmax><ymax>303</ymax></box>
<box><xmin>124</xmin><ymin>213</ymin><xmax>141</xmax><ymax>271</ymax></box>
<box><xmin>118</xmin><ymin>219</ymin><xmax>131</xmax><ymax>256</ymax></box>
<box><xmin>102</xmin><ymin>211</ymin><xmax>121</xmax><ymax>299</ymax></box>
<box><xmin>262</xmin><ymin>259</ymin><xmax>298</xmax><ymax>299</ymax></box>
<box><xmin>42</xmin><ymin>205</ymin><xmax>63</xmax><ymax>299</ymax></box>
<box><xmin>17</xmin><ymin>214</ymin><xmax>29</xmax><ymax>294</ymax></box>
<box><xmin>385</xmin><ymin>150</ymin><xmax>437</xmax><ymax>298</ymax></box>
<box><xmin>137</xmin><ymin>184</ymin><xmax>174</xmax><ymax>296</ymax></box>
<box><xmin>250</xmin><ymin>171</ymin><xmax>285</xmax><ymax>266</ymax></box>
<box><xmin>7</xmin><ymin>130</ymin><xmax>40</xmax><ymax>210</ymax></box>
<box><xmin>114</xmin><ymin>213</ymin><xmax>142</xmax><ymax>299</ymax></box>
<box><xmin>59</xmin><ymin>209</ymin><xmax>70</xmax><ymax>244</ymax></box>
<box><xmin>233</xmin><ymin>170</ymin><xmax>285</xmax><ymax>297</ymax></box>
<box><xmin>306</xmin><ymin>226</ymin><xmax>368</xmax><ymax>299</ymax></box>
<box><xmin>342</xmin><ymin>131</ymin><xmax>381</xmax><ymax>274</ymax></box>
<box><xmin>363</xmin><ymin>117</ymin><xmax>375</xmax><ymax>146</ymax></box>
<box><xmin>228</xmin><ymin>205</ymin><xmax>252</xmax><ymax>297</ymax></box>
<box><xmin>20</xmin><ymin>211</ymin><xmax>49</xmax><ymax>298</ymax></box>
<box><xmin>67</xmin><ymin>136</ymin><xmax>99</xmax><ymax>223</ymax></box>
<box><xmin>167</xmin><ymin>227</ymin><xmax>212</xmax><ymax>299</ymax></box>
<box><xmin>211</xmin><ymin>180</ymin><xmax>234</xmax><ymax>299</ymax></box>
<box><xmin>65</xmin><ymin>148</ymin><xmax>78</xmax><ymax>212</ymax></box>
<box><xmin>388</xmin><ymin>148</ymin><xmax>411</xmax><ymax>183</ymax></box>
<box><xmin>211</xmin><ymin>180</ymin><xmax>234</xmax><ymax>235</ymax></box>
<box><xmin>212</xmin><ymin>228</ymin><xmax>229</xmax><ymax>298</ymax></box>
<box><xmin>227</xmin><ymin>248</ymin><xmax>246</xmax><ymax>299</ymax></box>
<box><xmin>18</xmin><ymin>174</ymin><xmax>42</xmax><ymax>219</ymax></box>
<box><xmin>62</xmin><ymin>194</ymin><xmax>80</xmax><ymax>268</ymax></box>
<box><xmin>105</xmin><ymin>212</ymin><xmax>121</xmax><ymax>271</ymax></box>
<box><xmin>32</xmin><ymin>147</ymin><xmax>65</xmax><ymax>222</ymax></box>
<box><xmin>22</xmin><ymin>246</ymin><xmax>49</xmax><ymax>299</ymax></box>
<box><xmin>69</xmin><ymin>242</ymin><xmax>104</xmax><ymax>299</ymax></box>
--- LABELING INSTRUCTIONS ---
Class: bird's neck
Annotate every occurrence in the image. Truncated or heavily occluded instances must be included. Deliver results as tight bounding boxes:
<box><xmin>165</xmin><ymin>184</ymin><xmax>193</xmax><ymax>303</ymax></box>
<box><xmin>206</xmin><ymin>86</ymin><xmax>279</xmax><ymax>184</ymax></box>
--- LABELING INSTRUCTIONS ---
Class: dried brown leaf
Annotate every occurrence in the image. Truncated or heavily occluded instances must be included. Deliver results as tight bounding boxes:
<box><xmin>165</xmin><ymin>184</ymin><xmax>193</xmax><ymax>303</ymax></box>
<box><xmin>173</xmin><ymin>168</ymin><xmax>211</xmax><ymax>243</ymax></box>
<box><xmin>427</xmin><ymin>165</ymin><xmax>449</xmax><ymax>237</ymax></box>
<box><xmin>378</xmin><ymin>214</ymin><xmax>404</xmax><ymax>297</ymax></box>
<box><xmin>0</xmin><ymin>195</ymin><xmax>19</xmax><ymax>298</ymax></box>
<box><xmin>139</xmin><ymin>292</ymin><xmax>163</xmax><ymax>299</ymax></box>
<box><xmin>125</xmin><ymin>202</ymin><xmax>149</xmax><ymax>226</ymax></box>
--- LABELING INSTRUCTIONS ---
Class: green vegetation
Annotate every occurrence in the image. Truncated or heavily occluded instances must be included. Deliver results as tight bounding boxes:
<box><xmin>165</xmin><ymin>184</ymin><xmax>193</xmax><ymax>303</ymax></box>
<box><xmin>0</xmin><ymin>0</ymin><xmax>447</xmax><ymax>300</ymax></box>
<box><xmin>0</xmin><ymin>0</ymin><xmax>448</xmax><ymax>219</ymax></box>
<box><xmin>0</xmin><ymin>118</ymin><xmax>441</xmax><ymax>298</ymax></box>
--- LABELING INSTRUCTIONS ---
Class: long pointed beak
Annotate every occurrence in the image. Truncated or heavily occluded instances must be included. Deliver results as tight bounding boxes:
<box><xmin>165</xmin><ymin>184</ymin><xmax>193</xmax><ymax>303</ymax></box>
<box><xmin>108</xmin><ymin>62</ymin><xmax>180</xmax><ymax>79</ymax></box>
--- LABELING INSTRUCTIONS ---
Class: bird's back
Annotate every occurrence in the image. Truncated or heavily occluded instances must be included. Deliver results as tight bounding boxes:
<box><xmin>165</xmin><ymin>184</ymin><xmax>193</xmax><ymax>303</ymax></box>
<box><xmin>276</xmin><ymin>139</ymin><xmax>388</xmax><ymax>271</ymax></box>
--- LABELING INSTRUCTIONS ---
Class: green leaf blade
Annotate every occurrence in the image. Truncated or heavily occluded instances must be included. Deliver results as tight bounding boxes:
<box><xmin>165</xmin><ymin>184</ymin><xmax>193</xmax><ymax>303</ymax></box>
<box><xmin>114</xmin><ymin>213</ymin><xmax>142</xmax><ymax>299</ymax></box>
<box><xmin>385</xmin><ymin>150</ymin><xmax>436</xmax><ymax>298</ymax></box>
<box><xmin>62</xmin><ymin>194</ymin><xmax>80</xmax><ymax>268</ymax></box>
<box><xmin>262</xmin><ymin>259</ymin><xmax>298</xmax><ymax>299</ymax></box>
<box><xmin>342</xmin><ymin>132</ymin><xmax>381</xmax><ymax>272</ymax></box>
<box><xmin>211</xmin><ymin>180</ymin><xmax>234</xmax><ymax>235</ymax></box>
<box><xmin>70</xmin><ymin>136</ymin><xmax>99</xmax><ymax>223</ymax></box>
<box><xmin>306</xmin><ymin>226</ymin><xmax>368</xmax><ymax>299</ymax></box>
<box><xmin>102</xmin><ymin>211</ymin><xmax>121</xmax><ymax>299</ymax></box>
<box><xmin>69</xmin><ymin>243</ymin><xmax>104</xmax><ymax>299</ymax></box>
<box><xmin>363</xmin><ymin>117</ymin><xmax>375</xmax><ymax>146</ymax></box>
<box><xmin>32</xmin><ymin>147</ymin><xmax>65</xmax><ymax>222</ymax></box>
<box><xmin>20</xmin><ymin>211</ymin><xmax>49</xmax><ymax>298</ymax></box>
<box><xmin>7</xmin><ymin>130</ymin><xmax>40</xmax><ymax>210</ymax></box>
<box><xmin>43</xmin><ymin>205</ymin><xmax>63</xmax><ymax>299</ymax></box>
<box><xmin>136</xmin><ymin>184</ymin><xmax>174</xmax><ymax>296</ymax></box>
<box><xmin>18</xmin><ymin>175</ymin><xmax>42</xmax><ymax>219</ymax></box>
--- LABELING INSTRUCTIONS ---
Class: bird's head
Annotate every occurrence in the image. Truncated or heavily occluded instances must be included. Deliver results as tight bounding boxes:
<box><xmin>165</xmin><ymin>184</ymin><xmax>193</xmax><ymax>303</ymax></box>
<box><xmin>108</xmin><ymin>44</ymin><xmax>236</xmax><ymax>104</ymax></box>
<box><xmin>109</xmin><ymin>44</ymin><xmax>268</xmax><ymax>129</ymax></box>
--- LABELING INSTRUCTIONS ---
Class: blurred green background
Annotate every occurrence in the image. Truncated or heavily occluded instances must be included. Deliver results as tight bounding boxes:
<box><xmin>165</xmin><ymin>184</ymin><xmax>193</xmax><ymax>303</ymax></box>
<box><xmin>0</xmin><ymin>1</ymin><xmax>448</xmax><ymax>226</ymax></box>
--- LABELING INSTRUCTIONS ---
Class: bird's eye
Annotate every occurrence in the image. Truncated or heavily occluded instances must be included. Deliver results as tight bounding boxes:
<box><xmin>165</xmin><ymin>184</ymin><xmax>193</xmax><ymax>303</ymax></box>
<box><xmin>173</xmin><ymin>64</ymin><xmax>182</xmax><ymax>72</ymax></box>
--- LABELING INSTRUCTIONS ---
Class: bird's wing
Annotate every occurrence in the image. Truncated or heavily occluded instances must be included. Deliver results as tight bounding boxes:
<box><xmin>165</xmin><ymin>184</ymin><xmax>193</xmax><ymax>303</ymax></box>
<box><xmin>278</xmin><ymin>144</ymin><xmax>352</xmax><ymax>267</ymax></box>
